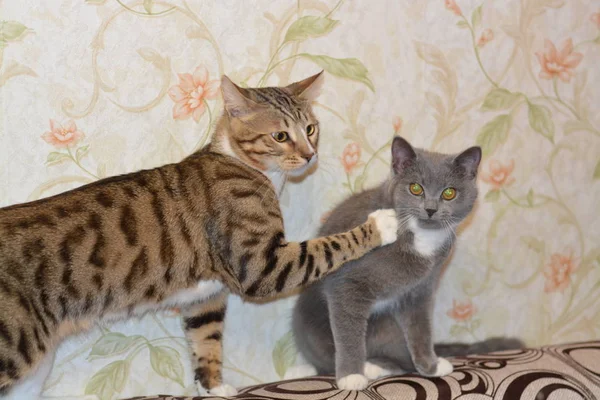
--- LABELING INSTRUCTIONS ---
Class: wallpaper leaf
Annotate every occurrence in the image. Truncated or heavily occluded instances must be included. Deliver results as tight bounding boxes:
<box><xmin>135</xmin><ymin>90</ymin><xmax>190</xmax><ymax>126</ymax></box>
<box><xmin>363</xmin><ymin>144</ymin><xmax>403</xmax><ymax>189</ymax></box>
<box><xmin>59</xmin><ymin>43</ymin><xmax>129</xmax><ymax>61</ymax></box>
<box><xmin>0</xmin><ymin>21</ymin><xmax>29</xmax><ymax>41</ymax></box>
<box><xmin>46</xmin><ymin>152</ymin><xmax>71</xmax><ymax>165</ymax></box>
<box><xmin>471</xmin><ymin>5</ymin><xmax>483</xmax><ymax>28</ymax></box>
<box><xmin>272</xmin><ymin>331</ymin><xmax>297</xmax><ymax>379</ymax></box>
<box><xmin>284</xmin><ymin>16</ymin><xmax>338</xmax><ymax>43</ymax></box>
<box><xmin>299</xmin><ymin>54</ymin><xmax>374</xmax><ymax>91</ymax></box>
<box><xmin>84</xmin><ymin>360</ymin><xmax>129</xmax><ymax>400</ymax></box>
<box><xmin>88</xmin><ymin>333</ymin><xmax>144</xmax><ymax>359</ymax></box>
<box><xmin>149</xmin><ymin>345</ymin><xmax>185</xmax><ymax>387</ymax></box>
<box><xmin>528</xmin><ymin>102</ymin><xmax>555</xmax><ymax>142</ymax></box>
<box><xmin>143</xmin><ymin>0</ymin><xmax>154</xmax><ymax>14</ymax></box>
<box><xmin>476</xmin><ymin>114</ymin><xmax>512</xmax><ymax>156</ymax></box>
<box><xmin>484</xmin><ymin>189</ymin><xmax>501</xmax><ymax>202</ymax></box>
<box><xmin>481</xmin><ymin>89</ymin><xmax>521</xmax><ymax>111</ymax></box>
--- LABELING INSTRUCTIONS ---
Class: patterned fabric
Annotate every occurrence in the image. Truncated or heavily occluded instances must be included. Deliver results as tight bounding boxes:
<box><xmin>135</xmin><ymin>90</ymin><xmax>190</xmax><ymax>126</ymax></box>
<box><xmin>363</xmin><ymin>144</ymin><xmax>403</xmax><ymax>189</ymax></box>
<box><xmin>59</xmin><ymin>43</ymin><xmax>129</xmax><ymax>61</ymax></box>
<box><xmin>125</xmin><ymin>341</ymin><xmax>600</xmax><ymax>400</ymax></box>
<box><xmin>1</xmin><ymin>0</ymin><xmax>599</xmax><ymax>399</ymax></box>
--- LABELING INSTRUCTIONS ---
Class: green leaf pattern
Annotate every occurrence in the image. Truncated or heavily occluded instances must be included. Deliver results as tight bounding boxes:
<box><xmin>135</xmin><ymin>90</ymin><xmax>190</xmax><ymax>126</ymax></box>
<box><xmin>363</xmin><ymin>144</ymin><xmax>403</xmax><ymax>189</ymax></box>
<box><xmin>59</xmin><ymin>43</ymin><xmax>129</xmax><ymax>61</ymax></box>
<box><xmin>284</xmin><ymin>16</ymin><xmax>338</xmax><ymax>43</ymax></box>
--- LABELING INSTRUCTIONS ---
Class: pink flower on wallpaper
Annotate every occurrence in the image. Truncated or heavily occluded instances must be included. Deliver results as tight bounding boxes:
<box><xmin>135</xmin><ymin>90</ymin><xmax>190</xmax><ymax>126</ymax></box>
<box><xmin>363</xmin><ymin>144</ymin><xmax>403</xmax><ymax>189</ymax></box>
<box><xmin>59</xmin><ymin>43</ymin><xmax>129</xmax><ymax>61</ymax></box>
<box><xmin>447</xmin><ymin>299</ymin><xmax>477</xmax><ymax>322</ymax></box>
<box><xmin>591</xmin><ymin>12</ymin><xmax>600</xmax><ymax>29</ymax></box>
<box><xmin>480</xmin><ymin>159</ymin><xmax>515</xmax><ymax>190</ymax></box>
<box><xmin>535</xmin><ymin>38</ymin><xmax>583</xmax><ymax>83</ymax></box>
<box><xmin>169</xmin><ymin>65</ymin><xmax>220</xmax><ymax>122</ymax></box>
<box><xmin>477</xmin><ymin>29</ymin><xmax>494</xmax><ymax>47</ymax></box>
<box><xmin>392</xmin><ymin>116</ymin><xmax>403</xmax><ymax>133</ymax></box>
<box><xmin>41</xmin><ymin>119</ymin><xmax>84</xmax><ymax>148</ymax></box>
<box><xmin>444</xmin><ymin>0</ymin><xmax>462</xmax><ymax>16</ymax></box>
<box><xmin>341</xmin><ymin>142</ymin><xmax>361</xmax><ymax>173</ymax></box>
<box><xmin>544</xmin><ymin>251</ymin><xmax>578</xmax><ymax>293</ymax></box>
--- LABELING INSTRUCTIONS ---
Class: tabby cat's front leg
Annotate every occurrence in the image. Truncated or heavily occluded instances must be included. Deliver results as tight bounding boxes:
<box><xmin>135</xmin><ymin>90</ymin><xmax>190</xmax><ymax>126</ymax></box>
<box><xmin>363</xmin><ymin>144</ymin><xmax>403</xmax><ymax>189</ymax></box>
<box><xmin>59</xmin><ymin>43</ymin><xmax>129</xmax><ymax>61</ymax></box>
<box><xmin>181</xmin><ymin>290</ymin><xmax>237</xmax><ymax>397</ymax></box>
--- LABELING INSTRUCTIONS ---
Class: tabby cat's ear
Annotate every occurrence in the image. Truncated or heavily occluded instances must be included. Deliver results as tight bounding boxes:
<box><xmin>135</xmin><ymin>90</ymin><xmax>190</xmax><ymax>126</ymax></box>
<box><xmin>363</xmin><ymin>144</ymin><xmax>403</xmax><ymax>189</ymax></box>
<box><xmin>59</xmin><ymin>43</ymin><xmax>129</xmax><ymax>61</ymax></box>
<box><xmin>285</xmin><ymin>70</ymin><xmax>324</xmax><ymax>101</ymax></box>
<box><xmin>391</xmin><ymin>136</ymin><xmax>417</xmax><ymax>175</ymax></box>
<box><xmin>221</xmin><ymin>75</ymin><xmax>262</xmax><ymax>117</ymax></box>
<box><xmin>453</xmin><ymin>146</ymin><xmax>482</xmax><ymax>178</ymax></box>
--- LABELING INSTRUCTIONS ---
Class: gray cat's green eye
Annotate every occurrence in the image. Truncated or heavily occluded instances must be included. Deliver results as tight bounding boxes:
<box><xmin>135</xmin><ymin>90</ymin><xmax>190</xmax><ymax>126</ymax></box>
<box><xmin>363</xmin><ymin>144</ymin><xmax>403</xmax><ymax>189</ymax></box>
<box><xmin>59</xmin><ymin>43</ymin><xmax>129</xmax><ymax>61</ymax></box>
<box><xmin>306</xmin><ymin>124</ymin><xmax>316</xmax><ymax>136</ymax></box>
<box><xmin>409</xmin><ymin>183</ymin><xmax>423</xmax><ymax>196</ymax></box>
<box><xmin>442</xmin><ymin>187</ymin><xmax>457</xmax><ymax>200</ymax></box>
<box><xmin>272</xmin><ymin>132</ymin><xmax>289</xmax><ymax>142</ymax></box>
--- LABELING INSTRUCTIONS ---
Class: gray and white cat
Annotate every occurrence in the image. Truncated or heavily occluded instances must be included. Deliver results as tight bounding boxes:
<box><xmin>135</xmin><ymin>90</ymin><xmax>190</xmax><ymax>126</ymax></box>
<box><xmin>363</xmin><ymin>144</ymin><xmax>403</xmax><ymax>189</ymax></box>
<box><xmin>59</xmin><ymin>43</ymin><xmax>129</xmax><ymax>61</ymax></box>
<box><xmin>290</xmin><ymin>136</ymin><xmax>523</xmax><ymax>390</ymax></box>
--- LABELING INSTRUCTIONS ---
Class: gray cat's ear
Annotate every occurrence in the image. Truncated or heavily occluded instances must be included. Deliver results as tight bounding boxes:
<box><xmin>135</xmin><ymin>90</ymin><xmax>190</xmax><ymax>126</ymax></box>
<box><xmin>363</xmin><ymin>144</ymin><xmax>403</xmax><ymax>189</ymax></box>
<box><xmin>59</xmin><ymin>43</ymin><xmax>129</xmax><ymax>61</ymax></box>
<box><xmin>454</xmin><ymin>146</ymin><xmax>482</xmax><ymax>178</ymax></box>
<box><xmin>285</xmin><ymin>71</ymin><xmax>324</xmax><ymax>101</ymax></box>
<box><xmin>221</xmin><ymin>75</ymin><xmax>261</xmax><ymax>117</ymax></box>
<box><xmin>391</xmin><ymin>136</ymin><xmax>417</xmax><ymax>175</ymax></box>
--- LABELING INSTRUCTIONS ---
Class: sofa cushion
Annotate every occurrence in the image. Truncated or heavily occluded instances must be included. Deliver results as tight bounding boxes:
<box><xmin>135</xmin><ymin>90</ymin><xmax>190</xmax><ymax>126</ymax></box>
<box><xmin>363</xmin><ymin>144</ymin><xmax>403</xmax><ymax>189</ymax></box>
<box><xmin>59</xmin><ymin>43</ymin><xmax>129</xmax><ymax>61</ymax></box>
<box><xmin>125</xmin><ymin>341</ymin><xmax>600</xmax><ymax>399</ymax></box>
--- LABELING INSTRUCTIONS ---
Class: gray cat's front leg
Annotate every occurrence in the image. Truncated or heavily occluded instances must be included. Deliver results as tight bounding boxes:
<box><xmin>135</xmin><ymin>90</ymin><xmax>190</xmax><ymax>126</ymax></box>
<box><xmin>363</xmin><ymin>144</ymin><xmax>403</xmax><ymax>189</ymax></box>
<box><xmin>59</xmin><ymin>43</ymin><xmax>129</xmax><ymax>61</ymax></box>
<box><xmin>327</xmin><ymin>294</ymin><xmax>372</xmax><ymax>390</ymax></box>
<box><xmin>396</xmin><ymin>297</ymin><xmax>453</xmax><ymax>377</ymax></box>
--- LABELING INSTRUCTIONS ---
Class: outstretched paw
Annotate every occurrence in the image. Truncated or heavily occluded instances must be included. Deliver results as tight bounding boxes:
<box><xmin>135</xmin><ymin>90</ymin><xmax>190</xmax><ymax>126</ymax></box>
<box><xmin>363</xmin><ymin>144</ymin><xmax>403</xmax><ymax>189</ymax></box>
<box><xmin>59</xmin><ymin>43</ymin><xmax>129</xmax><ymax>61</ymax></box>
<box><xmin>368</xmin><ymin>209</ymin><xmax>398</xmax><ymax>246</ymax></box>
<box><xmin>337</xmin><ymin>374</ymin><xmax>369</xmax><ymax>390</ymax></box>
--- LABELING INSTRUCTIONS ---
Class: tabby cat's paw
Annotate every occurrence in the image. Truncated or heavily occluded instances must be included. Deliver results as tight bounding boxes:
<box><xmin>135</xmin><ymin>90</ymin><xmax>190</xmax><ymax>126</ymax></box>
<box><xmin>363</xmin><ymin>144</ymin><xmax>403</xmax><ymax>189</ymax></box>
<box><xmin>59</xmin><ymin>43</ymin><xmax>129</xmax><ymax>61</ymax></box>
<box><xmin>368</xmin><ymin>209</ymin><xmax>398</xmax><ymax>246</ymax></box>
<box><xmin>432</xmin><ymin>357</ymin><xmax>453</xmax><ymax>377</ymax></box>
<box><xmin>209</xmin><ymin>383</ymin><xmax>238</xmax><ymax>397</ymax></box>
<box><xmin>337</xmin><ymin>374</ymin><xmax>369</xmax><ymax>391</ymax></box>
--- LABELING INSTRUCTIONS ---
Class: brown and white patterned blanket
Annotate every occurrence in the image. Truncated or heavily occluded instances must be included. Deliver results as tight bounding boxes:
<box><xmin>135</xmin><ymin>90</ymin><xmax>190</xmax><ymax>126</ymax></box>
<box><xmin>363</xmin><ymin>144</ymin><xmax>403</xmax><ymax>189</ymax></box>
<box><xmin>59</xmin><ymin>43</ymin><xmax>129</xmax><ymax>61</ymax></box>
<box><xmin>125</xmin><ymin>341</ymin><xmax>600</xmax><ymax>400</ymax></box>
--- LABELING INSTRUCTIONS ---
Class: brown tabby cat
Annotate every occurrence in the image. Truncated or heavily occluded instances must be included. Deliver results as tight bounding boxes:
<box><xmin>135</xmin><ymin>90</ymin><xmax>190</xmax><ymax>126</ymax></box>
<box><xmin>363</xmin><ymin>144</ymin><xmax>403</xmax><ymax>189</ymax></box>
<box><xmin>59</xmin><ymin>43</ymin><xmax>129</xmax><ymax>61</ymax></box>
<box><xmin>0</xmin><ymin>71</ymin><xmax>398</xmax><ymax>398</ymax></box>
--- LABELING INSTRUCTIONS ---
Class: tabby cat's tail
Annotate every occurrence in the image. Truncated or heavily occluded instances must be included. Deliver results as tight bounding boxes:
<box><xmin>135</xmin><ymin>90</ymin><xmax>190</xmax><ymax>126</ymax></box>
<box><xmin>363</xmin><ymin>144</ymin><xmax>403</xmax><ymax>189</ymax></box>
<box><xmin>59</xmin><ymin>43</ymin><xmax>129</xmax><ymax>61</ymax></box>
<box><xmin>434</xmin><ymin>337</ymin><xmax>525</xmax><ymax>357</ymax></box>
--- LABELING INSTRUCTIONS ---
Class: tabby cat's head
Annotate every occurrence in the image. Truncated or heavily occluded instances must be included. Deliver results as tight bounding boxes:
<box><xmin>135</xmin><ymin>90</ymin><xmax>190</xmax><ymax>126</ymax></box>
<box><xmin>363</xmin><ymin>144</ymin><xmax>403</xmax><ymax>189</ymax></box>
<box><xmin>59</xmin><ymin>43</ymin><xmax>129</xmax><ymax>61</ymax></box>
<box><xmin>219</xmin><ymin>72</ymin><xmax>324</xmax><ymax>176</ymax></box>
<box><xmin>389</xmin><ymin>136</ymin><xmax>482</xmax><ymax>231</ymax></box>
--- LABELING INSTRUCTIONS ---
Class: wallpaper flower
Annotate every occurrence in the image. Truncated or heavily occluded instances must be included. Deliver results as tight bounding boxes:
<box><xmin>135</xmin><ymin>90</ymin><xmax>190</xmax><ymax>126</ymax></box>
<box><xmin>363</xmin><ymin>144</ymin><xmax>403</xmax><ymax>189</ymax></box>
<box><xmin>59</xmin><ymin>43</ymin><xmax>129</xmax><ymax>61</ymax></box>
<box><xmin>0</xmin><ymin>1</ymin><xmax>599</xmax><ymax>399</ymax></box>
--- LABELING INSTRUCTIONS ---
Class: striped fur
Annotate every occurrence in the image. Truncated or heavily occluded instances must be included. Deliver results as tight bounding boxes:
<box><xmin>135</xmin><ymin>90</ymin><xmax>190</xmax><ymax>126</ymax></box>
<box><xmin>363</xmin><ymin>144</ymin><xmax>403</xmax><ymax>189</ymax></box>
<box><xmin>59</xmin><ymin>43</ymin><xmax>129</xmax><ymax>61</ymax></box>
<box><xmin>0</xmin><ymin>72</ymin><xmax>397</xmax><ymax>396</ymax></box>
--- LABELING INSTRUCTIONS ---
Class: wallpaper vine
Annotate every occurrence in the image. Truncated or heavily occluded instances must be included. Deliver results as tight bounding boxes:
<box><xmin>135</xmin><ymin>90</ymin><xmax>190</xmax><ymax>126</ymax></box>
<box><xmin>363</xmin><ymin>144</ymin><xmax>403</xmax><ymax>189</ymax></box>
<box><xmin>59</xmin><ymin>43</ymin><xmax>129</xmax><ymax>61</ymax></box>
<box><xmin>0</xmin><ymin>0</ymin><xmax>599</xmax><ymax>399</ymax></box>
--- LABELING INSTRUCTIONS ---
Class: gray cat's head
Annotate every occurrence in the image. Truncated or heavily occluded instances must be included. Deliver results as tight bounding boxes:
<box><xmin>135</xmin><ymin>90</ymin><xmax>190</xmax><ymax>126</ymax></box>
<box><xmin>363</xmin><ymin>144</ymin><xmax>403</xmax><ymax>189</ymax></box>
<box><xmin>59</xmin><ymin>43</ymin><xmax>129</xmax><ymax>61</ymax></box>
<box><xmin>389</xmin><ymin>136</ymin><xmax>481</xmax><ymax>231</ymax></box>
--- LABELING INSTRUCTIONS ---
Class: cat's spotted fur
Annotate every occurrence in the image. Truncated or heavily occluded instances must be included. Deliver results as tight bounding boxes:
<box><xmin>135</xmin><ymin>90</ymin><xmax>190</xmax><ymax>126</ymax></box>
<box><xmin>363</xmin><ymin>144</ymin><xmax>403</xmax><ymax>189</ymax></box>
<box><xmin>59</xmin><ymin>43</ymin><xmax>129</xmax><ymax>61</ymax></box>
<box><xmin>0</xmin><ymin>72</ymin><xmax>398</xmax><ymax>398</ymax></box>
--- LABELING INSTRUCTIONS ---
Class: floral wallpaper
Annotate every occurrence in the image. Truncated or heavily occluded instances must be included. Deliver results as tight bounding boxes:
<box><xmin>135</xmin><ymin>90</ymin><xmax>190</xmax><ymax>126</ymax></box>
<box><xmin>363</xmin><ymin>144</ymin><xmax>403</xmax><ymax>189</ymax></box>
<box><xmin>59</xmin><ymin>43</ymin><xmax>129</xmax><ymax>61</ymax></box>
<box><xmin>1</xmin><ymin>0</ymin><xmax>599</xmax><ymax>399</ymax></box>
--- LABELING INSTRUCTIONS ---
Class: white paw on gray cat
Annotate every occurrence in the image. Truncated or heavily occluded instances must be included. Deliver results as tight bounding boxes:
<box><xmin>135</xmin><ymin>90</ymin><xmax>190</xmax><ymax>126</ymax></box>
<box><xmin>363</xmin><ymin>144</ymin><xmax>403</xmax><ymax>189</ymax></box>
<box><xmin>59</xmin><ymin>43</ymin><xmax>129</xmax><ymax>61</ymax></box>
<box><xmin>337</xmin><ymin>374</ymin><xmax>369</xmax><ymax>390</ymax></box>
<box><xmin>363</xmin><ymin>362</ymin><xmax>391</xmax><ymax>380</ymax></box>
<box><xmin>432</xmin><ymin>357</ymin><xmax>453</xmax><ymax>377</ymax></box>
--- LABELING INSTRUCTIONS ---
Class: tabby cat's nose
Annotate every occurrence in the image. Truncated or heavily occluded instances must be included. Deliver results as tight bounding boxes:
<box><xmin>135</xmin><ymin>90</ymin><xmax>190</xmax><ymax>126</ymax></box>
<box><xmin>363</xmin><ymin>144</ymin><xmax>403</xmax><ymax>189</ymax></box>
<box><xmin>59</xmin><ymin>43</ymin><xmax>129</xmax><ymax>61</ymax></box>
<box><xmin>425</xmin><ymin>208</ymin><xmax>437</xmax><ymax>218</ymax></box>
<box><xmin>303</xmin><ymin>153</ymin><xmax>315</xmax><ymax>162</ymax></box>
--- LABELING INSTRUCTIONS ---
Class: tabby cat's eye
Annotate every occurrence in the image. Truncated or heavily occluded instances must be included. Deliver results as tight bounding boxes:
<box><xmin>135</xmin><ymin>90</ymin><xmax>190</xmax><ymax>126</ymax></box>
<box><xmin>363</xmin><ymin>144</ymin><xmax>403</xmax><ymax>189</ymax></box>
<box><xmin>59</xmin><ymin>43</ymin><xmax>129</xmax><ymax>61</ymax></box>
<box><xmin>306</xmin><ymin>124</ymin><xmax>316</xmax><ymax>136</ymax></box>
<box><xmin>272</xmin><ymin>131</ymin><xmax>289</xmax><ymax>142</ymax></box>
<box><xmin>409</xmin><ymin>183</ymin><xmax>423</xmax><ymax>196</ymax></box>
<box><xmin>442</xmin><ymin>187</ymin><xmax>457</xmax><ymax>200</ymax></box>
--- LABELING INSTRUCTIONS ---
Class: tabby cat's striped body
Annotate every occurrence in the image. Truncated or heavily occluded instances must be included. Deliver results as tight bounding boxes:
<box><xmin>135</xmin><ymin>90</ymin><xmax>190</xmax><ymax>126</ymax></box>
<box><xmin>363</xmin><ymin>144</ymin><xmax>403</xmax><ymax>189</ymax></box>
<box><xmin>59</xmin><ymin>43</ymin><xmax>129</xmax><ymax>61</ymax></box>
<box><xmin>0</xmin><ymin>72</ymin><xmax>398</xmax><ymax>398</ymax></box>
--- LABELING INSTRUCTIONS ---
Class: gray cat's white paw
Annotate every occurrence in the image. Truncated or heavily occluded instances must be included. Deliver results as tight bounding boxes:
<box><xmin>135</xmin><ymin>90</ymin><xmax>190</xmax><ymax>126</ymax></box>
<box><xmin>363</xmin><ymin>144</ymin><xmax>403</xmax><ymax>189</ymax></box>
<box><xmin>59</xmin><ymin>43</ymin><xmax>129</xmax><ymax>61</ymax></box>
<box><xmin>363</xmin><ymin>362</ymin><xmax>391</xmax><ymax>379</ymax></box>
<box><xmin>369</xmin><ymin>209</ymin><xmax>398</xmax><ymax>245</ymax></box>
<box><xmin>284</xmin><ymin>364</ymin><xmax>317</xmax><ymax>379</ymax></box>
<box><xmin>209</xmin><ymin>383</ymin><xmax>238</xmax><ymax>397</ymax></box>
<box><xmin>337</xmin><ymin>374</ymin><xmax>369</xmax><ymax>390</ymax></box>
<box><xmin>432</xmin><ymin>357</ymin><xmax>453</xmax><ymax>376</ymax></box>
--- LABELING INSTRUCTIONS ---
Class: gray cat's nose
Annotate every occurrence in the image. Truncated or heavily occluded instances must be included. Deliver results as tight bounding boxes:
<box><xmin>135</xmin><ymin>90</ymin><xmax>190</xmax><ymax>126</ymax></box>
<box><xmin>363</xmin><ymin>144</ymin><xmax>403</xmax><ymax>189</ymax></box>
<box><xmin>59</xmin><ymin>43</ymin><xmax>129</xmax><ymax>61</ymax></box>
<box><xmin>425</xmin><ymin>208</ymin><xmax>437</xmax><ymax>218</ymax></box>
<box><xmin>302</xmin><ymin>153</ymin><xmax>315</xmax><ymax>162</ymax></box>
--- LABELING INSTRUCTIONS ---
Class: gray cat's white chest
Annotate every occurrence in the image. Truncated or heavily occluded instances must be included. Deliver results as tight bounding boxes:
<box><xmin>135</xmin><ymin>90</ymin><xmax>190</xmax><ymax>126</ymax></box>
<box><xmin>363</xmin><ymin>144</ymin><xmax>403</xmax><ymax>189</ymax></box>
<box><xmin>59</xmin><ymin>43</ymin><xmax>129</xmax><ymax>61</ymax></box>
<box><xmin>408</xmin><ymin>218</ymin><xmax>451</xmax><ymax>257</ymax></box>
